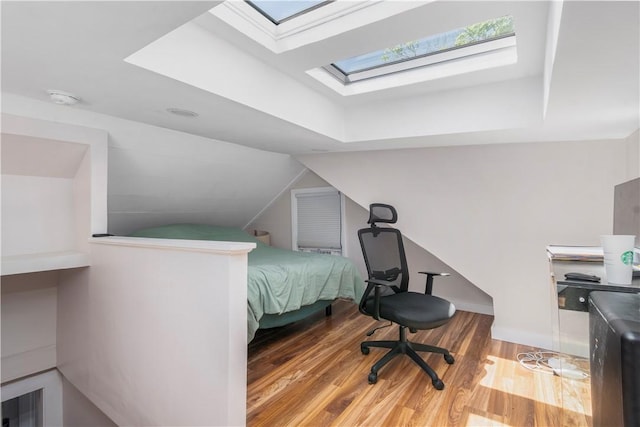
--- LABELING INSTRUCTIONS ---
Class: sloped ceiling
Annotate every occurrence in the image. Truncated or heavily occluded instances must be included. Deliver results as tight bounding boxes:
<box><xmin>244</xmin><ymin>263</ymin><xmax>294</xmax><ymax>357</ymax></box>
<box><xmin>2</xmin><ymin>1</ymin><xmax>638</xmax><ymax>155</ymax></box>
<box><xmin>1</xmin><ymin>1</ymin><xmax>638</xmax><ymax>235</ymax></box>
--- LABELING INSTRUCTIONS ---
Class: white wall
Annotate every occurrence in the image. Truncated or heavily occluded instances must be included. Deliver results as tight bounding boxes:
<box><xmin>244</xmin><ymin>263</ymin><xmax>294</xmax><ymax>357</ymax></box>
<box><xmin>246</xmin><ymin>171</ymin><xmax>326</xmax><ymax>250</ymax></box>
<box><xmin>2</xmin><ymin>94</ymin><xmax>305</xmax><ymax>236</ymax></box>
<box><xmin>247</xmin><ymin>170</ymin><xmax>493</xmax><ymax>314</ymax></box>
<box><xmin>62</xmin><ymin>376</ymin><xmax>117</xmax><ymax>427</ymax></box>
<box><xmin>1</xmin><ymin>272</ymin><xmax>58</xmax><ymax>383</ymax></box>
<box><xmin>1</xmin><ymin>113</ymin><xmax>109</xmax><ymax>269</ymax></box>
<box><xmin>345</xmin><ymin>77</ymin><xmax>542</xmax><ymax>142</ymax></box>
<box><xmin>298</xmin><ymin>136</ymin><xmax>637</xmax><ymax>348</ymax></box>
<box><xmin>344</xmin><ymin>198</ymin><xmax>493</xmax><ymax>314</ymax></box>
<box><xmin>57</xmin><ymin>237</ymin><xmax>253</xmax><ymax>427</ymax></box>
<box><xmin>1</xmin><ymin>275</ymin><xmax>115</xmax><ymax>427</ymax></box>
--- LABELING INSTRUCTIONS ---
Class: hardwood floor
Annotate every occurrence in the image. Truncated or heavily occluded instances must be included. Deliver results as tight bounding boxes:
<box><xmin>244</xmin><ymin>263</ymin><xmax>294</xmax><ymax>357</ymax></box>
<box><xmin>247</xmin><ymin>300</ymin><xmax>591</xmax><ymax>426</ymax></box>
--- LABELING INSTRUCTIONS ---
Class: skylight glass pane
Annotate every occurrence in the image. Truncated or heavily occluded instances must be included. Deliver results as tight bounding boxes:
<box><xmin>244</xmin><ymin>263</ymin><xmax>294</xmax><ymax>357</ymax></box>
<box><xmin>333</xmin><ymin>15</ymin><xmax>515</xmax><ymax>75</ymax></box>
<box><xmin>247</xmin><ymin>1</ymin><xmax>330</xmax><ymax>24</ymax></box>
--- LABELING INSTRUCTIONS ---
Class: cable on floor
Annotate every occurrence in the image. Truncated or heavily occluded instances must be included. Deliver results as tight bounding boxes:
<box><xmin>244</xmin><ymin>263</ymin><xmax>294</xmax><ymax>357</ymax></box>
<box><xmin>516</xmin><ymin>351</ymin><xmax>590</xmax><ymax>380</ymax></box>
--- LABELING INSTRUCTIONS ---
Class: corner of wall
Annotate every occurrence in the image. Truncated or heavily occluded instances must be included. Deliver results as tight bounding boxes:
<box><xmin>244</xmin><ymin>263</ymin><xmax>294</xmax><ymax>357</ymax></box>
<box><xmin>626</xmin><ymin>128</ymin><xmax>640</xmax><ymax>179</ymax></box>
<box><xmin>245</xmin><ymin>169</ymin><xmax>335</xmax><ymax>249</ymax></box>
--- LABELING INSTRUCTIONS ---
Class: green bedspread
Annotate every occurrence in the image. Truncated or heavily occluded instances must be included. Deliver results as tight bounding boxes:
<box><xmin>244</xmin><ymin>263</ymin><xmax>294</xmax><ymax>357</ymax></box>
<box><xmin>130</xmin><ymin>224</ymin><xmax>365</xmax><ymax>342</ymax></box>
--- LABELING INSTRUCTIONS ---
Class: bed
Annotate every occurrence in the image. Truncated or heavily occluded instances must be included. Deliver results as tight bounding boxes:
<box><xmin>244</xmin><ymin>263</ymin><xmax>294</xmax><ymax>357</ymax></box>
<box><xmin>129</xmin><ymin>224</ymin><xmax>365</xmax><ymax>342</ymax></box>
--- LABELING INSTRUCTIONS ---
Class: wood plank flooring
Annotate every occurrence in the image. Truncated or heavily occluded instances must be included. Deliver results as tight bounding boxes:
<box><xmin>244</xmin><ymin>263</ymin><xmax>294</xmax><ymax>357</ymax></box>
<box><xmin>247</xmin><ymin>300</ymin><xmax>591</xmax><ymax>427</ymax></box>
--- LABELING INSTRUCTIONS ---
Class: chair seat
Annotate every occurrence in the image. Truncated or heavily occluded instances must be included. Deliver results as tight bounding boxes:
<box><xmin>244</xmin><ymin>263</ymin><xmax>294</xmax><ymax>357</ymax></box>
<box><xmin>365</xmin><ymin>292</ymin><xmax>455</xmax><ymax>330</ymax></box>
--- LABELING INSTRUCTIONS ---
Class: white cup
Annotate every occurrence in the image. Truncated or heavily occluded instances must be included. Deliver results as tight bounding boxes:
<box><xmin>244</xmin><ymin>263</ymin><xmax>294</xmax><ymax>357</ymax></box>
<box><xmin>601</xmin><ymin>235</ymin><xmax>636</xmax><ymax>285</ymax></box>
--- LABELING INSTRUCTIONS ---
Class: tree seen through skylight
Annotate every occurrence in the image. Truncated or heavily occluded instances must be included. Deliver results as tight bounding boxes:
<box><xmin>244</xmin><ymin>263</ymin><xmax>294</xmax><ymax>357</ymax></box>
<box><xmin>334</xmin><ymin>16</ymin><xmax>515</xmax><ymax>74</ymax></box>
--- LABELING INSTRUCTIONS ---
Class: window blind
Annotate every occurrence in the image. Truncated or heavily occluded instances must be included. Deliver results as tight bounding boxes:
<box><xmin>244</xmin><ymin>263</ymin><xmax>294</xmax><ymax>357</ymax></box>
<box><xmin>295</xmin><ymin>190</ymin><xmax>342</xmax><ymax>249</ymax></box>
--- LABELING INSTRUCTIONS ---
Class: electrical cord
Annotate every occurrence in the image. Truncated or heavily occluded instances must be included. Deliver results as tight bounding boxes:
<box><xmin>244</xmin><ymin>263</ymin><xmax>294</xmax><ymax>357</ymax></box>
<box><xmin>516</xmin><ymin>351</ymin><xmax>559</xmax><ymax>374</ymax></box>
<box><xmin>516</xmin><ymin>351</ymin><xmax>590</xmax><ymax>379</ymax></box>
<box><xmin>366</xmin><ymin>321</ymin><xmax>393</xmax><ymax>336</ymax></box>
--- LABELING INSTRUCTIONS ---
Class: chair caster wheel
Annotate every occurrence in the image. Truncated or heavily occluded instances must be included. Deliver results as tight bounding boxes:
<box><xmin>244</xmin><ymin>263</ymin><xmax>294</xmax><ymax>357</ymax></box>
<box><xmin>444</xmin><ymin>354</ymin><xmax>455</xmax><ymax>364</ymax></box>
<box><xmin>361</xmin><ymin>346</ymin><xmax>370</xmax><ymax>355</ymax></box>
<box><xmin>368</xmin><ymin>373</ymin><xmax>378</xmax><ymax>384</ymax></box>
<box><xmin>432</xmin><ymin>379</ymin><xmax>444</xmax><ymax>390</ymax></box>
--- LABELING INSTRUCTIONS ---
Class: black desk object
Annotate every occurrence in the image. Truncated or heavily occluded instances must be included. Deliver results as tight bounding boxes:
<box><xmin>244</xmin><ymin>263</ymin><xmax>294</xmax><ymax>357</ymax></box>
<box><xmin>557</xmin><ymin>280</ymin><xmax>640</xmax><ymax>312</ymax></box>
<box><xmin>589</xmin><ymin>291</ymin><xmax>640</xmax><ymax>427</ymax></box>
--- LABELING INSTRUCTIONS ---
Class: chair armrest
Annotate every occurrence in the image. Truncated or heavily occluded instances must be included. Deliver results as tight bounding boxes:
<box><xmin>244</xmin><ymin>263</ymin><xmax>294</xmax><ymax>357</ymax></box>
<box><xmin>358</xmin><ymin>279</ymin><xmax>396</xmax><ymax>320</ymax></box>
<box><xmin>418</xmin><ymin>271</ymin><xmax>450</xmax><ymax>295</ymax></box>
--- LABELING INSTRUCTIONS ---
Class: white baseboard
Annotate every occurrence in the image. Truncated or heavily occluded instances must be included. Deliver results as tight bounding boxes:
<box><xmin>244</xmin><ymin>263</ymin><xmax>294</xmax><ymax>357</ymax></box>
<box><xmin>490</xmin><ymin>324</ymin><xmax>554</xmax><ymax>350</ymax></box>
<box><xmin>453</xmin><ymin>301</ymin><xmax>494</xmax><ymax>316</ymax></box>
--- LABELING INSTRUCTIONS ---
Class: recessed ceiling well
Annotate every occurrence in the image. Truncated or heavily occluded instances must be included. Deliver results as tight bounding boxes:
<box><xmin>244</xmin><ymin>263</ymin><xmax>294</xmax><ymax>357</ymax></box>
<box><xmin>2</xmin><ymin>1</ymin><xmax>638</xmax><ymax>155</ymax></box>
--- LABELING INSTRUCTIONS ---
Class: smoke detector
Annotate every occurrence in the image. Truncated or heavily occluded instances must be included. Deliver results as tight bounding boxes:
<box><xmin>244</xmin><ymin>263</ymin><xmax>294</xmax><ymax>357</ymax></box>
<box><xmin>47</xmin><ymin>90</ymin><xmax>80</xmax><ymax>105</ymax></box>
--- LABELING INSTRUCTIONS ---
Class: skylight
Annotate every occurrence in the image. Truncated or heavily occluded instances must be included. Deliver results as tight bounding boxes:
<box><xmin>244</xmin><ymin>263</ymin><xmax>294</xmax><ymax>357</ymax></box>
<box><xmin>246</xmin><ymin>0</ymin><xmax>332</xmax><ymax>25</ymax></box>
<box><xmin>325</xmin><ymin>16</ymin><xmax>516</xmax><ymax>84</ymax></box>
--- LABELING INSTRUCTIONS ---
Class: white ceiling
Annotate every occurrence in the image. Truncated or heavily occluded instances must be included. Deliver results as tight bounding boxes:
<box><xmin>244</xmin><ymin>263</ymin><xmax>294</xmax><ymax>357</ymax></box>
<box><xmin>2</xmin><ymin>1</ymin><xmax>639</xmax><ymax>155</ymax></box>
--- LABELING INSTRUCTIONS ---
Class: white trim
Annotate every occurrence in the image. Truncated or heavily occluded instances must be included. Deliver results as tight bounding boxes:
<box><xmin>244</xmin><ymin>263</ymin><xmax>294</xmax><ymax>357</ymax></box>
<box><xmin>339</xmin><ymin>192</ymin><xmax>347</xmax><ymax>257</ymax></box>
<box><xmin>210</xmin><ymin>1</ymin><xmax>423</xmax><ymax>53</ymax></box>
<box><xmin>267</xmin><ymin>2</ymin><xmax>376</xmax><ymax>40</ymax></box>
<box><xmin>220</xmin><ymin>1</ymin><xmax>376</xmax><ymax>41</ymax></box>
<box><xmin>89</xmin><ymin>236</ymin><xmax>255</xmax><ymax>255</ymax></box>
<box><xmin>1</xmin><ymin>369</ymin><xmax>63</xmax><ymax>427</ymax></box>
<box><xmin>1</xmin><ymin>251</ymin><xmax>90</xmax><ymax>276</ymax></box>
<box><xmin>543</xmin><ymin>0</ymin><xmax>564</xmax><ymax>118</ymax></box>
<box><xmin>307</xmin><ymin>43</ymin><xmax>518</xmax><ymax>96</ymax></box>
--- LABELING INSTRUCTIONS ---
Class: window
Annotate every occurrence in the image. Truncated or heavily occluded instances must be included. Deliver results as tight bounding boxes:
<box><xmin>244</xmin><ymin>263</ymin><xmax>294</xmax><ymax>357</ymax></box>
<box><xmin>291</xmin><ymin>187</ymin><xmax>343</xmax><ymax>255</ymax></box>
<box><xmin>1</xmin><ymin>370</ymin><xmax>62</xmax><ymax>427</ymax></box>
<box><xmin>2</xmin><ymin>390</ymin><xmax>42</xmax><ymax>427</ymax></box>
<box><xmin>246</xmin><ymin>0</ymin><xmax>332</xmax><ymax>25</ymax></box>
<box><xmin>324</xmin><ymin>15</ymin><xmax>515</xmax><ymax>84</ymax></box>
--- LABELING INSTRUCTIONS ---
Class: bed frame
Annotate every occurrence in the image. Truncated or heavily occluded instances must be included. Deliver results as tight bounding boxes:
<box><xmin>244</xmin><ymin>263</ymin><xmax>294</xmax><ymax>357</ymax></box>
<box><xmin>258</xmin><ymin>300</ymin><xmax>333</xmax><ymax>329</ymax></box>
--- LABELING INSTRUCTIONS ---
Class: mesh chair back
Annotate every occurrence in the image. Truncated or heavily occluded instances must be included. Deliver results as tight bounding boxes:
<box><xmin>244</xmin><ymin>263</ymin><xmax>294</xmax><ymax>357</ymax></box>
<box><xmin>358</xmin><ymin>227</ymin><xmax>409</xmax><ymax>293</ymax></box>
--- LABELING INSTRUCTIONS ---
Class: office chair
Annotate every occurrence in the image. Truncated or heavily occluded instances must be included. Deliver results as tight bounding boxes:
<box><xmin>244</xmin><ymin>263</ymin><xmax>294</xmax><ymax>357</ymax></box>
<box><xmin>358</xmin><ymin>203</ymin><xmax>456</xmax><ymax>389</ymax></box>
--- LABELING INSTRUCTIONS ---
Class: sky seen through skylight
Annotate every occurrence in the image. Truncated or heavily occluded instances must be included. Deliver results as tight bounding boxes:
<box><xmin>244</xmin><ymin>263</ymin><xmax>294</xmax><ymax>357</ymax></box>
<box><xmin>247</xmin><ymin>0</ymin><xmax>329</xmax><ymax>24</ymax></box>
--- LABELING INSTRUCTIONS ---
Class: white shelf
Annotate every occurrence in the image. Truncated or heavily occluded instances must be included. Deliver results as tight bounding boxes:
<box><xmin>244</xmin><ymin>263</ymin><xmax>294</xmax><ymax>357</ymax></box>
<box><xmin>1</xmin><ymin>113</ymin><xmax>108</xmax><ymax>276</ymax></box>
<box><xmin>1</xmin><ymin>251</ymin><xmax>91</xmax><ymax>276</ymax></box>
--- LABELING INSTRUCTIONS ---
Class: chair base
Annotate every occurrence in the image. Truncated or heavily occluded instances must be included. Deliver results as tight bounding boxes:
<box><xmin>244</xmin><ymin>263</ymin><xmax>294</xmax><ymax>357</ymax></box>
<box><xmin>361</xmin><ymin>325</ymin><xmax>454</xmax><ymax>389</ymax></box>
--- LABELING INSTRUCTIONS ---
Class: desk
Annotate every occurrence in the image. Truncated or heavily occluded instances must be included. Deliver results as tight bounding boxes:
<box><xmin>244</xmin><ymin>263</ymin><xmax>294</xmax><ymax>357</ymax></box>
<box><xmin>548</xmin><ymin>245</ymin><xmax>640</xmax><ymax>356</ymax></box>
<box><xmin>556</xmin><ymin>280</ymin><xmax>639</xmax><ymax>313</ymax></box>
<box><xmin>547</xmin><ymin>245</ymin><xmax>640</xmax><ymax>427</ymax></box>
